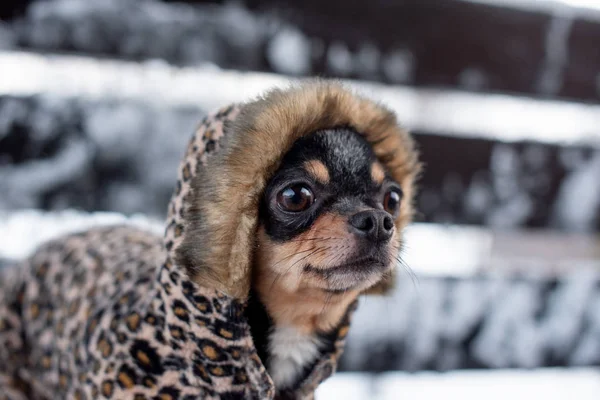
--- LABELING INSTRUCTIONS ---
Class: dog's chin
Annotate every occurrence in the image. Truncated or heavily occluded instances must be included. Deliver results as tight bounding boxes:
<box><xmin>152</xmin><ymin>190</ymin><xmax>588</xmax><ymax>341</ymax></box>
<box><xmin>304</xmin><ymin>256</ymin><xmax>392</xmax><ymax>293</ymax></box>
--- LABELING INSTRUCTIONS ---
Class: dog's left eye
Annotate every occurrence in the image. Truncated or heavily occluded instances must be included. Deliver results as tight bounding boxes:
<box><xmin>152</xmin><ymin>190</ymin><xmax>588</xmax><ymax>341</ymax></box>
<box><xmin>277</xmin><ymin>185</ymin><xmax>314</xmax><ymax>212</ymax></box>
<box><xmin>383</xmin><ymin>189</ymin><xmax>402</xmax><ymax>215</ymax></box>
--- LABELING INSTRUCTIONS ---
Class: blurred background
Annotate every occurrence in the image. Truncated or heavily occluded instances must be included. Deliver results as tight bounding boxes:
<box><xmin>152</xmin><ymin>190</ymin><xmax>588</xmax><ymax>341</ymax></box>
<box><xmin>1</xmin><ymin>0</ymin><xmax>600</xmax><ymax>398</ymax></box>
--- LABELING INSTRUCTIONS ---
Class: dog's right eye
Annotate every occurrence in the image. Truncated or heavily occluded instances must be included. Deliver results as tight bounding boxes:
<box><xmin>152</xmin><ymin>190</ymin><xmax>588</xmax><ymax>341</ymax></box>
<box><xmin>277</xmin><ymin>185</ymin><xmax>314</xmax><ymax>212</ymax></box>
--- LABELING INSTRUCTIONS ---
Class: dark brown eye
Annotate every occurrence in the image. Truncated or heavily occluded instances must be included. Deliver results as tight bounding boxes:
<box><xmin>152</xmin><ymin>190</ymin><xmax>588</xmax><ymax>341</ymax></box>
<box><xmin>383</xmin><ymin>189</ymin><xmax>402</xmax><ymax>215</ymax></box>
<box><xmin>277</xmin><ymin>185</ymin><xmax>314</xmax><ymax>212</ymax></box>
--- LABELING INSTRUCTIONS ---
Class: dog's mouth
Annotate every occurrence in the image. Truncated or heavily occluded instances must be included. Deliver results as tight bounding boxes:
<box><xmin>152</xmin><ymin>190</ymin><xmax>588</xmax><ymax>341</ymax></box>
<box><xmin>303</xmin><ymin>254</ymin><xmax>392</xmax><ymax>292</ymax></box>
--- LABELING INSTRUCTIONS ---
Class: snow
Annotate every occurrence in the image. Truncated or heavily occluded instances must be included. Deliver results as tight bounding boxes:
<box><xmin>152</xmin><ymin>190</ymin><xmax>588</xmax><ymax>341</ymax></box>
<box><xmin>400</xmin><ymin>224</ymin><xmax>492</xmax><ymax>277</ymax></box>
<box><xmin>16</xmin><ymin>0</ymin><xmax>269</xmax><ymax>68</ymax></box>
<box><xmin>267</xmin><ymin>27</ymin><xmax>312</xmax><ymax>76</ymax></box>
<box><xmin>342</xmin><ymin>268</ymin><xmax>600</xmax><ymax>371</ymax></box>
<box><xmin>458</xmin><ymin>0</ymin><xmax>600</xmax><ymax>20</ymax></box>
<box><xmin>354</xmin><ymin>42</ymin><xmax>381</xmax><ymax>79</ymax></box>
<box><xmin>316</xmin><ymin>369</ymin><xmax>600</xmax><ymax>400</ymax></box>
<box><xmin>326</xmin><ymin>41</ymin><xmax>353</xmax><ymax>76</ymax></box>
<box><xmin>551</xmin><ymin>152</ymin><xmax>600</xmax><ymax>232</ymax></box>
<box><xmin>0</xmin><ymin>138</ymin><xmax>92</xmax><ymax>209</ymax></box>
<box><xmin>0</xmin><ymin>209</ymin><xmax>162</xmax><ymax>261</ymax></box>
<box><xmin>381</xmin><ymin>49</ymin><xmax>414</xmax><ymax>84</ymax></box>
<box><xmin>1</xmin><ymin>51</ymin><xmax>600</xmax><ymax>145</ymax></box>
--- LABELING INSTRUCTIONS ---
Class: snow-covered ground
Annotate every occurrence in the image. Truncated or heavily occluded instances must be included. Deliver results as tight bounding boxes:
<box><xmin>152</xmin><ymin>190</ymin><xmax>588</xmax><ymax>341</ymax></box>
<box><xmin>0</xmin><ymin>209</ymin><xmax>163</xmax><ymax>261</ymax></box>
<box><xmin>316</xmin><ymin>369</ymin><xmax>600</xmax><ymax>399</ymax></box>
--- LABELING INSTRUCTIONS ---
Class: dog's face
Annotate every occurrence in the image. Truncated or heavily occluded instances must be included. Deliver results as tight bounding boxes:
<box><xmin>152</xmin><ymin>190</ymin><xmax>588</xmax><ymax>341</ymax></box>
<box><xmin>256</xmin><ymin>128</ymin><xmax>404</xmax><ymax>294</ymax></box>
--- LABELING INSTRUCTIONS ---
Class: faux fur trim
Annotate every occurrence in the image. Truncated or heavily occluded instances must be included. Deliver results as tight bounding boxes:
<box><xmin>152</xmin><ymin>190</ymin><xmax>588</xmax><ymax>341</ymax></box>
<box><xmin>177</xmin><ymin>81</ymin><xmax>421</xmax><ymax>299</ymax></box>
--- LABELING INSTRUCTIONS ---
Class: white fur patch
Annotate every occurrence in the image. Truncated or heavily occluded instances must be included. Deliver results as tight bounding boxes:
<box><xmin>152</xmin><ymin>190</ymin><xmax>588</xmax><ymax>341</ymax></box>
<box><xmin>268</xmin><ymin>326</ymin><xmax>322</xmax><ymax>389</ymax></box>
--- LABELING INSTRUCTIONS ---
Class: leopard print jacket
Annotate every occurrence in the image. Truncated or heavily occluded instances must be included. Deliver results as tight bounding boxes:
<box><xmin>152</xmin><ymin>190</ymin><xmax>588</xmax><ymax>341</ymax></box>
<box><xmin>0</xmin><ymin>101</ymin><xmax>355</xmax><ymax>399</ymax></box>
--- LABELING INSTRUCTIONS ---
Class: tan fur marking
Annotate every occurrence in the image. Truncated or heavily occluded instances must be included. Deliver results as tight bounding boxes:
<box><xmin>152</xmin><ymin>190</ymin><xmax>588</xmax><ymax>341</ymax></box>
<box><xmin>303</xmin><ymin>160</ymin><xmax>330</xmax><ymax>184</ymax></box>
<box><xmin>338</xmin><ymin>325</ymin><xmax>350</xmax><ymax>338</ymax></box>
<box><xmin>371</xmin><ymin>162</ymin><xmax>386</xmax><ymax>185</ymax></box>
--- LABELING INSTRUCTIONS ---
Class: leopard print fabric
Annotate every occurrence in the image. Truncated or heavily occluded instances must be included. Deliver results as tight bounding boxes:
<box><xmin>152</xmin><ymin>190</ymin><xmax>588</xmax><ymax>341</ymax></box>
<box><xmin>0</xmin><ymin>106</ymin><xmax>354</xmax><ymax>400</ymax></box>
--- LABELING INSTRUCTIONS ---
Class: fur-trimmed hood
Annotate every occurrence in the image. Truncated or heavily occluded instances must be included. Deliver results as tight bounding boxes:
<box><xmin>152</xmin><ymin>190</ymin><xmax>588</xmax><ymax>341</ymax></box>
<box><xmin>165</xmin><ymin>81</ymin><xmax>420</xmax><ymax>299</ymax></box>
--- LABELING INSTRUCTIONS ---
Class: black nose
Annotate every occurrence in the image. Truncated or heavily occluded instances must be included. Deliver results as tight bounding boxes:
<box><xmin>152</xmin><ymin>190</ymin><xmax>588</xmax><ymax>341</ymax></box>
<box><xmin>349</xmin><ymin>210</ymin><xmax>394</xmax><ymax>243</ymax></box>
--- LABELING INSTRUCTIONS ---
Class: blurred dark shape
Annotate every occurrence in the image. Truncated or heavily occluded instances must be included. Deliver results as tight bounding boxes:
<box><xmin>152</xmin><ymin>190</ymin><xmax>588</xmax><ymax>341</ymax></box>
<box><xmin>0</xmin><ymin>258</ymin><xmax>11</xmax><ymax>269</ymax></box>
<box><xmin>0</xmin><ymin>96</ymin><xmax>203</xmax><ymax>215</ymax></box>
<box><xmin>340</xmin><ymin>270</ymin><xmax>600</xmax><ymax>371</ymax></box>
<box><xmin>417</xmin><ymin>134</ymin><xmax>600</xmax><ymax>231</ymax></box>
<box><xmin>2</xmin><ymin>0</ymin><xmax>599</xmax><ymax>101</ymax></box>
<box><xmin>0</xmin><ymin>96</ymin><xmax>92</xmax><ymax>210</ymax></box>
<box><xmin>9</xmin><ymin>0</ymin><xmax>272</xmax><ymax>71</ymax></box>
<box><xmin>0</xmin><ymin>0</ymin><xmax>32</xmax><ymax>20</ymax></box>
<box><xmin>248</xmin><ymin>0</ymin><xmax>548</xmax><ymax>90</ymax></box>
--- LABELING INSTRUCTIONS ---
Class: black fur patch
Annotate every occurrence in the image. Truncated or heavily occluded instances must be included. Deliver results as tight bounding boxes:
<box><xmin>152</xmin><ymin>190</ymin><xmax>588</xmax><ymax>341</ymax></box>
<box><xmin>245</xmin><ymin>289</ymin><xmax>272</xmax><ymax>371</ymax></box>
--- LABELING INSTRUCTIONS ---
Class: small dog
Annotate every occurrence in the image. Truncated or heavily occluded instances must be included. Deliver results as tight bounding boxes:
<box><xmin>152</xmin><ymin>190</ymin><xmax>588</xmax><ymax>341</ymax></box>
<box><xmin>248</xmin><ymin>127</ymin><xmax>405</xmax><ymax>391</ymax></box>
<box><xmin>0</xmin><ymin>83</ymin><xmax>419</xmax><ymax>399</ymax></box>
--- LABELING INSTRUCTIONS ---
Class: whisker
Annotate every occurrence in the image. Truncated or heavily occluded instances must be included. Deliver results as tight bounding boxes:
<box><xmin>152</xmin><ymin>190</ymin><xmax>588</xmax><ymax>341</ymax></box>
<box><xmin>395</xmin><ymin>255</ymin><xmax>419</xmax><ymax>288</ymax></box>
<box><xmin>269</xmin><ymin>247</ymin><xmax>331</xmax><ymax>292</ymax></box>
<box><xmin>270</xmin><ymin>247</ymin><xmax>316</xmax><ymax>269</ymax></box>
<box><xmin>319</xmin><ymin>292</ymin><xmax>334</xmax><ymax>316</ymax></box>
<box><xmin>289</xmin><ymin>237</ymin><xmax>344</xmax><ymax>242</ymax></box>
<box><xmin>323</xmin><ymin>244</ymin><xmax>351</xmax><ymax>269</ymax></box>
<box><xmin>264</xmin><ymin>247</ymin><xmax>317</xmax><ymax>292</ymax></box>
<box><xmin>289</xmin><ymin>246</ymin><xmax>331</xmax><ymax>271</ymax></box>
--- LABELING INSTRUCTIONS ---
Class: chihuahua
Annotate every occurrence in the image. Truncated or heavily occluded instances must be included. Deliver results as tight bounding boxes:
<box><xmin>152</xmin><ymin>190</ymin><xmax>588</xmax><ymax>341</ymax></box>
<box><xmin>248</xmin><ymin>127</ymin><xmax>404</xmax><ymax>392</ymax></box>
